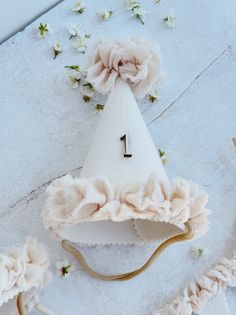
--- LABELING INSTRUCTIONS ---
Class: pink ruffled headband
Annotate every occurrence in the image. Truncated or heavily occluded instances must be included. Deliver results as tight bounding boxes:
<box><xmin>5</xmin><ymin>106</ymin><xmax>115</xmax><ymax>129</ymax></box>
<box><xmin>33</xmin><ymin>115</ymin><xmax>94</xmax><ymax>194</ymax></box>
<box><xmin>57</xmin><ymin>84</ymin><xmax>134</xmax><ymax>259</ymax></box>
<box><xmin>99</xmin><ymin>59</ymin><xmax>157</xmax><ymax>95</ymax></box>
<box><xmin>0</xmin><ymin>238</ymin><xmax>55</xmax><ymax>315</ymax></box>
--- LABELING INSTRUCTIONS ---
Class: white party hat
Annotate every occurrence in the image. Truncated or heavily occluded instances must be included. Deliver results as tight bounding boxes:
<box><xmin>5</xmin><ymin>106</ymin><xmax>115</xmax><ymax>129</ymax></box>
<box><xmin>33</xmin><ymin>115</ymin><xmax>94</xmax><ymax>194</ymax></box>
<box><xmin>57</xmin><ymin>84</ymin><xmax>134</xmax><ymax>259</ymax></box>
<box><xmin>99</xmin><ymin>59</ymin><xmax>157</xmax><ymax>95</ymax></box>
<box><xmin>80</xmin><ymin>77</ymin><xmax>168</xmax><ymax>189</ymax></box>
<box><xmin>43</xmin><ymin>38</ymin><xmax>210</xmax><ymax>280</ymax></box>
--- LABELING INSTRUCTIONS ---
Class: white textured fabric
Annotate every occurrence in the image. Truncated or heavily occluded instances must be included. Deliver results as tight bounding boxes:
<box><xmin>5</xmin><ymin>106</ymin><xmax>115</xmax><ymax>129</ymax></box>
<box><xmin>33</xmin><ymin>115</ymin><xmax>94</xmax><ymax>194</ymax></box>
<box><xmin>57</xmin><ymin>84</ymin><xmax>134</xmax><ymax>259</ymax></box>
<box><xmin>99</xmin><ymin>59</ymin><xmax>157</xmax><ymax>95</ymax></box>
<box><xmin>153</xmin><ymin>251</ymin><xmax>236</xmax><ymax>315</ymax></box>
<box><xmin>87</xmin><ymin>38</ymin><xmax>162</xmax><ymax>99</ymax></box>
<box><xmin>0</xmin><ymin>238</ymin><xmax>50</xmax><ymax>309</ymax></box>
<box><xmin>42</xmin><ymin>173</ymin><xmax>210</xmax><ymax>240</ymax></box>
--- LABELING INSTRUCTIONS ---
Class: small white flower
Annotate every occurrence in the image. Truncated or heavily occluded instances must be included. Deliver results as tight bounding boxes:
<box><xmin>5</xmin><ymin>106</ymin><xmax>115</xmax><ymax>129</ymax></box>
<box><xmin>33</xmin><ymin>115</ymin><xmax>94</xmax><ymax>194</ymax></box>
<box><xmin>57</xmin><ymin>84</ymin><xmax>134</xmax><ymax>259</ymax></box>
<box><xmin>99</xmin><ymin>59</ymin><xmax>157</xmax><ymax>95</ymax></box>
<box><xmin>55</xmin><ymin>259</ymin><xmax>75</xmax><ymax>277</ymax></box>
<box><xmin>67</xmin><ymin>23</ymin><xmax>80</xmax><ymax>39</ymax></box>
<box><xmin>71</xmin><ymin>1</ymin><xmax>85</xmax><ymax>14</ymax></box>
<box><xmin>159</xmin><ymin>149</ymin><xmax>167</xmax><ymax>164</ymax></box>
<box><xmin>100</xmin><ymin>10</ymin><xmax>113</xmax><ymax>21</ymax></box>
<box><xmin>164</xmin><ymin>9</ymin><xmax>176</xmax><ymax>28</ymax></box>
<box><xmin>192</xmin><ymin>246</ymin><xmax>209</xmax><ymax>258</ymax></box>
<box><xmin>72</xmin><ymin>36</ymin><xmax>87</xmax><ymax>53</ymax></box>
<box><xmin>126</xmin><ymin>0</ymin><xmax>146</xmax><ymax>24</ymax></box>
<box><xmin>126</xmin><ymin>0</ymin><xmax>138</xmax><ymax>10</ymax></box>
<box><xmin>80</xmin><ymin>82</ymin><xmax>95</xmax><ymax>97</ymax></box>
<box><xmin>81</xmin><ymin>82</ymin><xmax>95</xmax><ymax>102</ymax></box>
<box><xmin>53</xmin><ymin>41</ymin><xmax>63</xmax><ymax>59</ymax></box>
<box><xmin>65</xmin><ymin>65</ymin><xmax>80</xmax><ymax>71</ymax></box>
<box><xmin>69</xmin><ymin>72</ymin><xmax>82</xmax><ymax>88</ymax></box>
<box><xmin>37</xmin><ymin>22</ymin><xmax>50</xmax><ymax>39</ymax></box>
<box><xmin>148</xmin><ymin>90</ymin><xmax>160</xmax><ymax>103</ymax></box>
<box><xmin>95</xmin><ymin>104</ymin><xmax>104</xmax><ymax>112</ymax></box>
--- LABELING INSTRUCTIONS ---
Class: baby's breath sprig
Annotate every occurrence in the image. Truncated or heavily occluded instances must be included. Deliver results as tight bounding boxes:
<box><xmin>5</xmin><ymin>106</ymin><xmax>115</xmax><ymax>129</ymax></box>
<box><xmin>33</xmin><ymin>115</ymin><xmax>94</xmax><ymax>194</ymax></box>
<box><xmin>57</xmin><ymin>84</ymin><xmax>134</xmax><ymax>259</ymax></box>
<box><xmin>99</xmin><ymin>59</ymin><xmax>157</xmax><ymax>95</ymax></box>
<box><xmin>53</xmin><ymin>42</ymin><xmax>63</xmax><ymax>59</ymax></box>
<box><xmin>83</xmin><ymin>82</ymin><xmax>94</xmax><ymax>90</ymax></box>
<box><xmin>100</xmin><ymin>10</ymin><xmax>113</xmax><ymax>21</ymax></box>
<box><xmin>65</xmin><ymin>65</ymin><xmax>80</xmax><ymax>71</ymax></box>
<box><xmin>69</xmin><ymin>74</ymin><xmax>81</xmax><ymax>88</ymax></box>
<box><xmin>126</xmin><ymin>0</ymin><xmax>146</xmax><ymax>25</ymax></box>
<box><xmin>81</xmin><ymin>82</ymin><xmax>95</xmax><ymax>102</ymax></box>
<box><xmin>71</xmin><ymin>1</ymin><xmax>85</xmax><ymax>14</ymax></box>
<box><xmin>191</xmin><ymin>246</ymin><xmax>209</xmax><ymax>258</ymax></box>
<box><xmin>67</xmin><ymin>23</ymin><xmax>80</xmax><ymax>40</ymax></box>
<box><xmin>72</xmin><ymin>36</ymin><xmax>88</xmax><ymax>54</ymax></box>
<box><xmin>95</xmin><ymin>104</ymin><xmax>104</xmax><ymax>112</ymax></box>
<box><xmin>164</xmin><ymin>9</ymin><xmax>176</xmax><ymax>28</ymax></box>
<box><xmin>159</xmin><ymin>149</ymin><xmax>168</xmax><ymax>164</ymax></box>
<box><xmin>148</xmin><ymin>90</ymin><xmax>160</xmax><ymax>103</ymax></box>
<box><xmin>83</xmin><ymin>95</ymin><xmax>91</xmax><ymax>102</ymax></box>
<box><xmin>66</xmin><ymin>66</ymin><xmax>87</xmax><ymax>89</ymax></box>
<box><xmin>37</xmin><ymin>22</ymin><xmax>50</xmax><ymax>39</ymax></box>
<box><xmin>55</xmin><ymin>259</ymin><xmax>75</xmax><ymax>277</ymax></box>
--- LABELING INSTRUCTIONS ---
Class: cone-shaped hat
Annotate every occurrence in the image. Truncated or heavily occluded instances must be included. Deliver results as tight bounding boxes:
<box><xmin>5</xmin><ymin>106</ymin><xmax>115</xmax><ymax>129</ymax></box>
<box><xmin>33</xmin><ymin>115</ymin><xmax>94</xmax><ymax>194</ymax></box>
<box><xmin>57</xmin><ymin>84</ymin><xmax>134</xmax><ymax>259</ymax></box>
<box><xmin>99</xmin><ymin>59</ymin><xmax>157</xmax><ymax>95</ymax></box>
<box><xmin>80</xmin><ymin>78</ymin><xmax>168</xmax><ymax>188</ymax></box>
<box><xmin>43</xmin><ymin>38</ymin><xmax>210</xmax><ymax>246</ymax></box>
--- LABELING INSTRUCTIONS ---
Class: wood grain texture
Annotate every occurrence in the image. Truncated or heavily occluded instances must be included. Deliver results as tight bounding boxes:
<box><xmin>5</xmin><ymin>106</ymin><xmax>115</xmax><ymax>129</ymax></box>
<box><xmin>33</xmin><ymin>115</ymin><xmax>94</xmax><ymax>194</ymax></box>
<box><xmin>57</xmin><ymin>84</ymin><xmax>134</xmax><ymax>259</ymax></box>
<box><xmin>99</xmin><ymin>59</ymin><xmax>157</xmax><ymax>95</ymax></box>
<box><xmin>0</xmin><ymin>0</ymin><xmax>236</xmax><ymax>314</ymax></box>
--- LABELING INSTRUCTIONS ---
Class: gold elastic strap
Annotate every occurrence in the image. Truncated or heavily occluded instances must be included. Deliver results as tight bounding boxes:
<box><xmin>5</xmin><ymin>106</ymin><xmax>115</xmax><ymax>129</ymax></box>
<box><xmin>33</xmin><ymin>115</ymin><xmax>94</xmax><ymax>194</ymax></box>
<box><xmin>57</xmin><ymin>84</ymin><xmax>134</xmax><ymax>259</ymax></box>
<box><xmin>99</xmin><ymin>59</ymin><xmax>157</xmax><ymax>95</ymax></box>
<box><xmin>61</xmin><ymin>224</ymin><xmax>194</xmax><ymax>281</ymax></box>
<box><xmin>17</xmin><ymin>292</ymin><xmax>25</xmax><ymax>315</ymax></box>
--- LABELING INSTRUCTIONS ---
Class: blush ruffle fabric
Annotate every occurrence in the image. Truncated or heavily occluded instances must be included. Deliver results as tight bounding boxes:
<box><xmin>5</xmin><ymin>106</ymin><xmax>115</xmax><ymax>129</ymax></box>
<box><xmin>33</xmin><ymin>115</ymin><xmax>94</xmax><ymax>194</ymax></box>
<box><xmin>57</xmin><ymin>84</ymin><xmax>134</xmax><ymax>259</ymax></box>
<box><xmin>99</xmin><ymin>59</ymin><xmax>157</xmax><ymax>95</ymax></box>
<box><xmin>154</xmin><ymin>252</ymin><xmax>236</xmax><ymax>315</ymax></box>
<box><xmin>43</xmin><ymin>173</ymin><xmax>210</xmax><ymax>239</ymax></box>
<box><xmin>0</xmin><ymin>238</ymin><xmax>50</xmax><ymax>308</ymax></box>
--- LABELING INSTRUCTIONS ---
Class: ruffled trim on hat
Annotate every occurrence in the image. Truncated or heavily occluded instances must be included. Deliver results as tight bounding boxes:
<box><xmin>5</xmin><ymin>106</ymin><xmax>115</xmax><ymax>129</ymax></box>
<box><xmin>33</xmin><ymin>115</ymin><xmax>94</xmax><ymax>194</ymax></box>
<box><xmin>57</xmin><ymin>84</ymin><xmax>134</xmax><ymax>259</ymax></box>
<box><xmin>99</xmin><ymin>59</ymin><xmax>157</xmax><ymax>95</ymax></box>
<box><xmin>42</xmin><ymin>173</ymin><xmax>210</xmax><ymax>239</ymax></box>
<box><xmin>0</xmin><ymin>238</ymin><xmax>50</xmax><ymax>308</ymax></box>
<box><xmin>153</xmin><ymin>252</ymin><xmax>236</xmax><ymax>315</ymax></box>
<box><xmin>86</xmin><ymin>38</ymin><xmax>163</xmax><ymax>99</ymax></box>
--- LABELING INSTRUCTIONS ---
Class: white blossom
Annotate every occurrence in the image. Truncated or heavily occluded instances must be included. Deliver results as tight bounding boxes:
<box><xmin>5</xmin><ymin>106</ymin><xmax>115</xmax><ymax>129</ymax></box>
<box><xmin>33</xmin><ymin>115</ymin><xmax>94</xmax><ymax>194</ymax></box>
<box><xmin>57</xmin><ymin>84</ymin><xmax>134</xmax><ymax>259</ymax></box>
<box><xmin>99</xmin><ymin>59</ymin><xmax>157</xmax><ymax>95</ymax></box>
<box><xmin>192</xmin><ymin>246</ymin><xmax>210</xmax><ymax>258</ymax></box>
<box><xmin>67</xmin><ymin>23</ymin><xmax>80</xmax><ymax>39</ymax></box>
<box><xmin>148</xmin><ymin>90</ymin><xmax>160</xmax><ymax>103</ymax></box>
<box><xmin>53</xmin><ymin>41</ymin><xmax>63</xmax><ymax>59</ymax></box>
<box><xmin>159</xmin><ymin>149</ymin><xmax>167</xmax><ymax>164</ymax></box>
<box><xmin>72</xmin><ymin>36</ymin><xmax>87</xmax><ymax>53</ymax></box>
<box><xmin>71</xmin><ymin>1</ymin><xmax>85</xmax><ymax>14</ymax></box>
<box><xmin>100</xmin><ymin>10</ymin><xmax>113</xmax><ymax>21</ymax></box>
<box><xmin>55</xmin><ymin>259</ymin><xmax>75</xmax><ymax>277</ymax></box>
<box><xmin>164</xmin><ymin>9</ymin><xmax>176</xmax><ymax>28</ymax></box>
<box><xmin>69</xmin><ymin>72</ymin><xmax>82</xmax><ymax>88</ymax></box>
<box><xmin>37</xmin><ymin>22</ymin><xmax>51</xmax><ymax>39</ymax></box>
<box><xmin>126</xmin><ymin>0</ymin><xmax>146</xmax><ymax>24</ymax></box>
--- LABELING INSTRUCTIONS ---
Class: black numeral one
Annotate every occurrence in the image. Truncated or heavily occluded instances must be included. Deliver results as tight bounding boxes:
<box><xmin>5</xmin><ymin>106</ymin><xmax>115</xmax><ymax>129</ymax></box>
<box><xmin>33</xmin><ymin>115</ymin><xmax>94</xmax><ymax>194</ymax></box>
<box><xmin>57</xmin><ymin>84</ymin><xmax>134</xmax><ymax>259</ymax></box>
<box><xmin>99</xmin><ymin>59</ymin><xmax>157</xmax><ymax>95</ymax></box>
<box><xmin>120</xmin><ymin>134</ymin><xmax>132</xmax><ymax>158</ymax></box>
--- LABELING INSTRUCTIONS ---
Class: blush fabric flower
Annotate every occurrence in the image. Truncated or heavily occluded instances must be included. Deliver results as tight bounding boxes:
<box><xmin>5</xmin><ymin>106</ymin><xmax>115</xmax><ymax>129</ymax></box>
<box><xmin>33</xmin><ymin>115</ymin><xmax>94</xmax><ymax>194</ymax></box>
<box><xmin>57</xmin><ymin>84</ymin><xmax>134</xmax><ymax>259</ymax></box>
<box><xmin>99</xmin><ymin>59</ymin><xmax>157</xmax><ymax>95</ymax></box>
<box><xmin>87</xmin><ymin>38</ymin><xmax>163</xmax><ymax>99</ymax></box>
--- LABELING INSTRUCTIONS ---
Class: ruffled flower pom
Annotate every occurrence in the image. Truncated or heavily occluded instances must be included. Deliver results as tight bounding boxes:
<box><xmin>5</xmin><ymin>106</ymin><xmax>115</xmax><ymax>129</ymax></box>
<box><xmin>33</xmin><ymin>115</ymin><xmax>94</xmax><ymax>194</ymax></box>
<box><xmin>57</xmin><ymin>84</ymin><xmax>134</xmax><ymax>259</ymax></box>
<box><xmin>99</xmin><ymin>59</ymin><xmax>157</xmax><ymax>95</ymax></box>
<box><xmin>87</xmin><ymin>38</ymin><xmax>163</xmax><ymax>99</ymax></box>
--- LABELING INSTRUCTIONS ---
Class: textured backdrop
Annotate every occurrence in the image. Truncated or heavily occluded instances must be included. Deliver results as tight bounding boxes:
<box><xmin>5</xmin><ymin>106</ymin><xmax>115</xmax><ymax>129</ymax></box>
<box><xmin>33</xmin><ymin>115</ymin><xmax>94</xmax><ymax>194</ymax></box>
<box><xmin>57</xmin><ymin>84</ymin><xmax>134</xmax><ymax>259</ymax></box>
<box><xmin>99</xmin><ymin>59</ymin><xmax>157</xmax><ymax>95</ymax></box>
<box><xmin>0</xmin><ymin>0</ymin><xmax>236</xmax><ymax>314</ymax></box>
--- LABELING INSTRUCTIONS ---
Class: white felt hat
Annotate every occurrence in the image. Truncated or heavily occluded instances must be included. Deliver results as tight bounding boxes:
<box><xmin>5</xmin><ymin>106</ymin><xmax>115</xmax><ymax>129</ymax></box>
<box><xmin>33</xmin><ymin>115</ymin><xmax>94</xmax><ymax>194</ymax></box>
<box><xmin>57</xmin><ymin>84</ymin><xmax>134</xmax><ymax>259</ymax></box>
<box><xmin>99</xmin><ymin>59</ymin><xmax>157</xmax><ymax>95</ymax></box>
<box><xmin>43</xmin><ymin>38</ymin><xmax>210</xmax><ymax>247</ymax></box>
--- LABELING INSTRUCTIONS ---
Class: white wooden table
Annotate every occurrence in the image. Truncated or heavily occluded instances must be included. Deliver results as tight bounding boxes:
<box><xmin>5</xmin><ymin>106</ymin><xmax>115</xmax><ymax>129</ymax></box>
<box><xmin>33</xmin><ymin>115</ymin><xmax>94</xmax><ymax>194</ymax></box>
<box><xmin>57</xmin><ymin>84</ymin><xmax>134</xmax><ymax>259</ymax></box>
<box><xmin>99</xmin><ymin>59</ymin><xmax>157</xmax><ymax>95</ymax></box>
<box><xmin>0</xmin><ymin>1</ymin><xmax>236</xmax><ymax>314</ymax></box>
